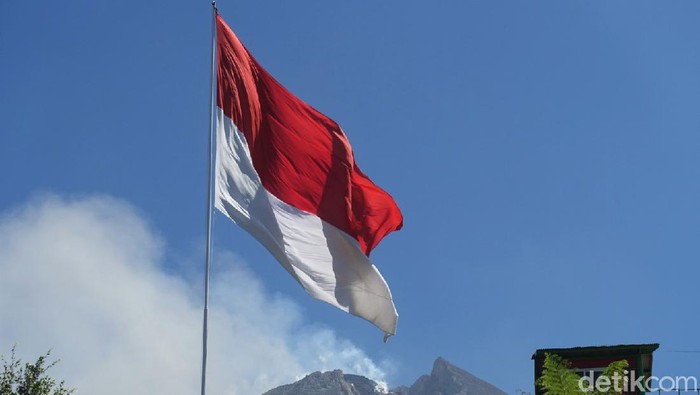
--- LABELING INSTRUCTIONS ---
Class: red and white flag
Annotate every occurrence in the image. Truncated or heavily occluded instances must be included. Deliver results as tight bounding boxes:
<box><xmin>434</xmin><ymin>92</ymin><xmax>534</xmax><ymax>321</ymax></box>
<box><xmin>214</xmin><ymin>15</ymin><xmax>403</xmax><ymax>337</ymax></box>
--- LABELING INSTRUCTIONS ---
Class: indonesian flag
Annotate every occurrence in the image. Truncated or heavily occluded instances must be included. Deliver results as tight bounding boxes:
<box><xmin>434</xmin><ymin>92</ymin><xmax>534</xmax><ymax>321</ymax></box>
<box><xmin>213</xmin><ymin>14</ymin><xmax>403</xmax><ymax>337</ymax></box>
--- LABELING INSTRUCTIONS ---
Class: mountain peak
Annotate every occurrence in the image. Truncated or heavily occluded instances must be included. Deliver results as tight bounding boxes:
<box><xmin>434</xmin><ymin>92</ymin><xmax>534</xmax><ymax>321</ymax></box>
<box><xmin>432</xmin><ymin>357</ymin><xmax>451</xmax><ymax>371</ymax></box>
<box><xmin>431</xmin><ymin>356</ymin><xmax>468</xmax><ymax>377</ymax></box>
<box><xmin>262</xmin><ymin>369</ymin><xmax>384</xmax><ymax>395</ymax></box>
<box><xmin>409</xmin><ymin>357</ymin><xmax>507</xmax><ymax>395</ymax></box>
<box><xmin>262</xmin><ymin>357</ymin><xmax>507</xmax><ymax>395</ymax></box>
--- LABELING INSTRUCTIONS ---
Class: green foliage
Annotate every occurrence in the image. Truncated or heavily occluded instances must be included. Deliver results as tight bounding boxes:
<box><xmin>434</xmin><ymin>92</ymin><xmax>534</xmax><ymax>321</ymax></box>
<box><xmin>1</xmin><ymin>346</ymin><xmax>74</xmax><ymax>395</ymax></box>
<box><xmin>536</xmin><ymin>353</ymin><xmax>629</xmax><ymax>395</ymax></box>
<box><xmin>536</xmin><ymin>353</ymin><xmax>583</xmax><ymax>395</ymax></box>
<box><xmin>596</xmin><ymin>360</ymin><xmax>629</xmax><ymax>394</ymax></box>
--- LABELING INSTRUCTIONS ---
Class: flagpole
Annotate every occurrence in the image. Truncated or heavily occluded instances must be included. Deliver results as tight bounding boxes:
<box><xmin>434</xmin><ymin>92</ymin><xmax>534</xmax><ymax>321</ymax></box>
<box><xmin>201</xmin><ymin>2</ymin><xmax>217</xmax><ymax>395</ymax></box>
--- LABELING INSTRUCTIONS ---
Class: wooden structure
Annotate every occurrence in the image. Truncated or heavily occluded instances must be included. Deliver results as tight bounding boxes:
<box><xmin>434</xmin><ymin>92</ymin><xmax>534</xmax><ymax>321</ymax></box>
<box><xmin>533</xmin><ymin>343</ymin><xmax>659</xmax><ymax>395</ymax></box>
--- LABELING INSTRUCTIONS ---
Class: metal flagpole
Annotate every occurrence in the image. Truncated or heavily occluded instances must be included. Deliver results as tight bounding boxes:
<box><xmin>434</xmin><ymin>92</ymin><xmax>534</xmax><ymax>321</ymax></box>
<box><xmin>201</xmin><ymin>2</ymin><xmax>217</xmax><ymax>395</ymax></box>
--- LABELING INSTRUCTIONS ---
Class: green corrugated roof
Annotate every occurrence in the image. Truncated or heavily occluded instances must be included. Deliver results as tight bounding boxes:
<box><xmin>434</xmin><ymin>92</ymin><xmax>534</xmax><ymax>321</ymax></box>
<box><xmin>532</xmin><ymin>343</ymin><xmax>659</xmax><ymax>360</ymax></box>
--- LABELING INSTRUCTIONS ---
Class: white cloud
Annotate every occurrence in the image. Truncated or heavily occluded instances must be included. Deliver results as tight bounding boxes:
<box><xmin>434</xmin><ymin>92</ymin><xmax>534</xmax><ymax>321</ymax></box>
<box><xmin>0</xmin><ymin>194</ymin><xmax>389</xmax><ymax>394</ymax></box>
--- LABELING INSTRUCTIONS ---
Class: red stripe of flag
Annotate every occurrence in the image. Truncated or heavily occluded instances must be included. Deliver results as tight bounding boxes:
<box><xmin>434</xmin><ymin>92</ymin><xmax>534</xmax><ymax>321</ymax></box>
<box><xmin>215</xmin><ymin>15</ymin><xmax>403</xmax><ymax>256</ymax></box>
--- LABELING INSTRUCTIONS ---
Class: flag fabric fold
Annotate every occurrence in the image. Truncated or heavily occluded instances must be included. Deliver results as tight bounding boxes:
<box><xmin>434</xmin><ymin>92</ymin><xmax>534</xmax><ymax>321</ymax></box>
<box><xmin>213</xmin><ymin>14</ymin><xmax>403</xmax><ymax>337</ymax></box>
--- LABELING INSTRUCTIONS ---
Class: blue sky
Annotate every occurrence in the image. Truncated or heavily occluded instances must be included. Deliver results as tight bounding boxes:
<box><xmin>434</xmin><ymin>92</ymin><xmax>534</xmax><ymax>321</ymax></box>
<box><xmin>2</xmin><ymin>1</ymin><xmax>700</xmax><ymax>393</ymax></box>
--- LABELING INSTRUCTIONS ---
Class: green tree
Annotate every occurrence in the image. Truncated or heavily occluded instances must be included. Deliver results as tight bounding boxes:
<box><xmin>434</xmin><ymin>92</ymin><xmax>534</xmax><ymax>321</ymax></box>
<box><xmin>1</xmin><ymin>347</ymin><xmax>73</xmax><ymax>395</ymax></box>
<box><xmin>536</xmin><ymin>353</ymin><xmax>629</xmax><ymax>395</ymax></box>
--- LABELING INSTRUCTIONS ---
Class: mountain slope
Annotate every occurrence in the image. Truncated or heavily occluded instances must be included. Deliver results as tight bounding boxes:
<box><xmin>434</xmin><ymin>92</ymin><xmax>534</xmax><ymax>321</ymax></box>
<box><xmin>262</xmin><ymin>370</ymin><xmax>385</xmax><ymax>395</ymax></box>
